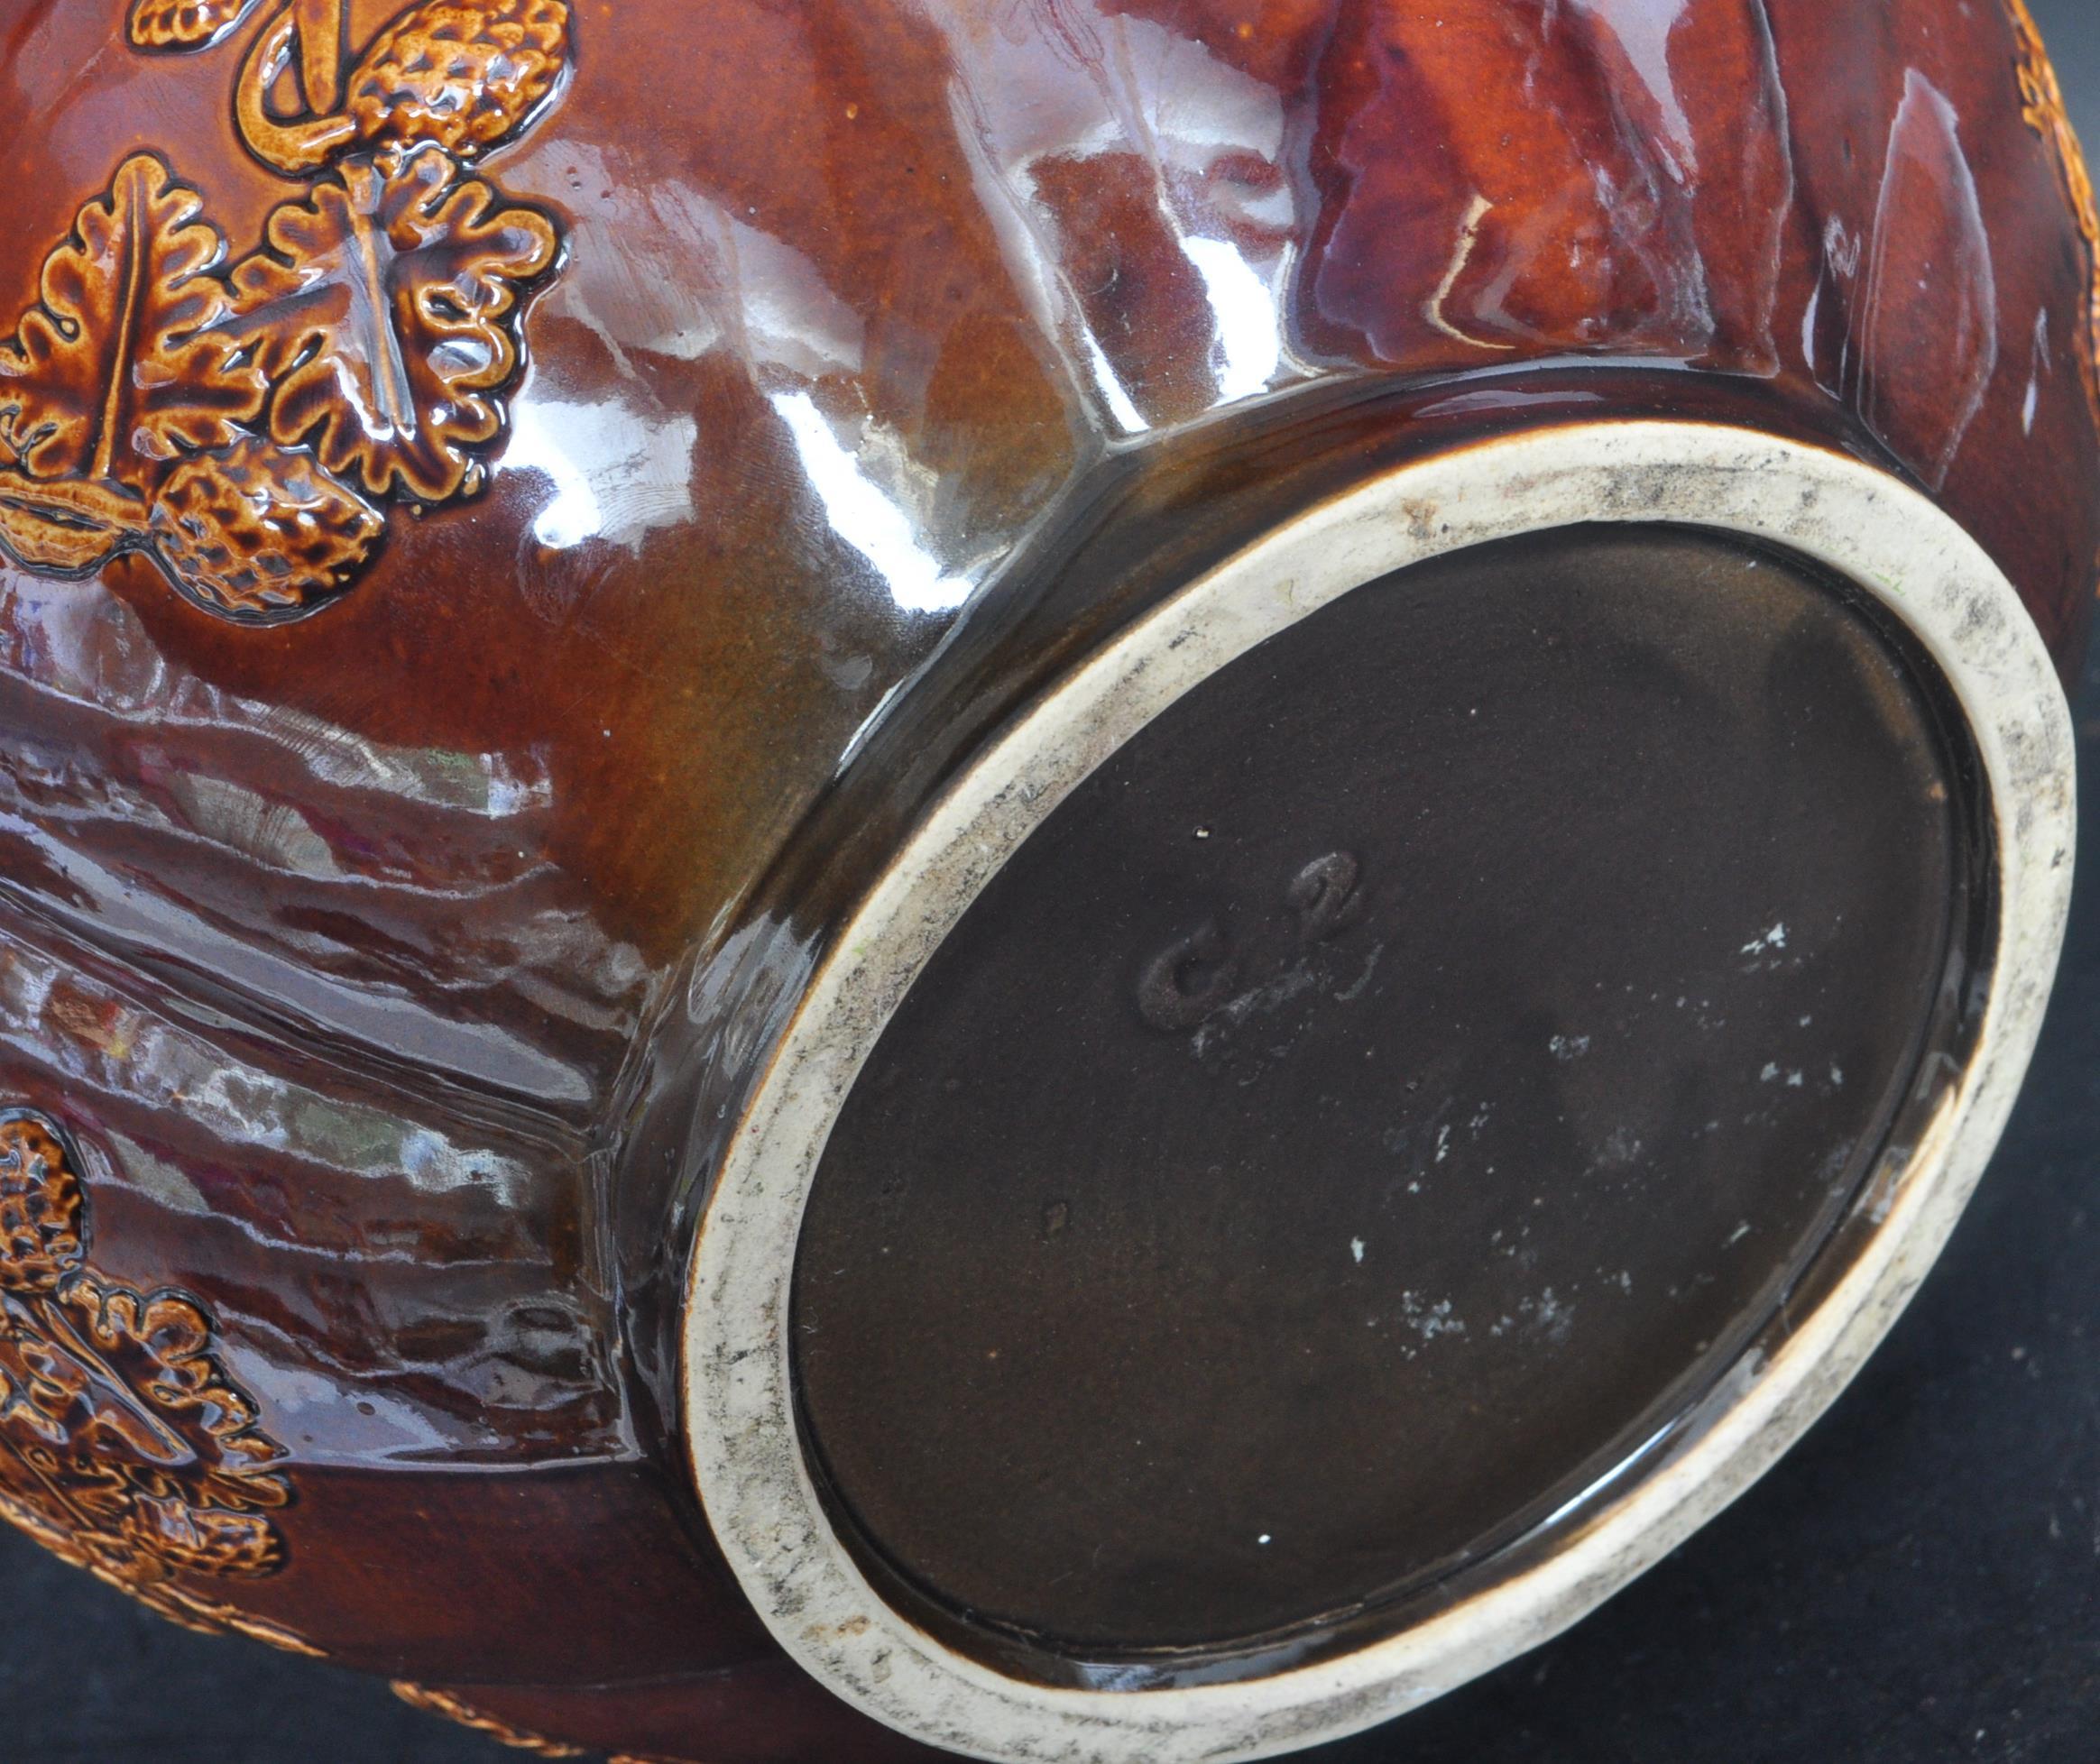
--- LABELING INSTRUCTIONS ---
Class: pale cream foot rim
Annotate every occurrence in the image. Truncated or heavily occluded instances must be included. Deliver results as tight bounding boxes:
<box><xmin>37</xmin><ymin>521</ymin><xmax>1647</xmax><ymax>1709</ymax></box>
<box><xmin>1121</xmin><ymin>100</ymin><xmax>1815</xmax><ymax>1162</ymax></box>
<box><xmin>682</xmin><ymin>421</ymin><xmax>2077</xmax><ymax>1764</ymax></box>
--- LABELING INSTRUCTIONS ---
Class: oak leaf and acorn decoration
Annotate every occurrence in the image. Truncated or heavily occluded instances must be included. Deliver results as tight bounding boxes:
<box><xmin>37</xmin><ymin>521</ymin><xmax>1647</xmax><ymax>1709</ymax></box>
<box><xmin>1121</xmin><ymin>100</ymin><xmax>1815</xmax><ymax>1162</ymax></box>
<box><xmin>0</xmin><ymin>1110</ymin><xmax>307</xmax><ymax>1647</ymax></box>
<box><xmin>0</xmin><ymin>0</ymin><xmax>571</xmax><ymax>623</ymax></box>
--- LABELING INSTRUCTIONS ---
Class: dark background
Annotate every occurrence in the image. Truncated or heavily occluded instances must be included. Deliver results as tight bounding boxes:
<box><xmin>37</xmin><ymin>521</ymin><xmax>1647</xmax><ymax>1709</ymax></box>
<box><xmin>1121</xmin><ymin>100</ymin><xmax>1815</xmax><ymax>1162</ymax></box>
<box><xmin>11</xmin><ymin>7</ymin><xmax>2100</xmax><ymax>1761</ymax></box>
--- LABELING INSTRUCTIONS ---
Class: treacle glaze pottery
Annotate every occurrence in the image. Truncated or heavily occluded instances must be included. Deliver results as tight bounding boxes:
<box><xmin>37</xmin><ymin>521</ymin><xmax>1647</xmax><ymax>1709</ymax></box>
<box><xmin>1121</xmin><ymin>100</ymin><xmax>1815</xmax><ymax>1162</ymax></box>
<box><xmin>0</xmin><ymin>3</ymin><xmax>2095</xmax><ymax>1760</ymax></box>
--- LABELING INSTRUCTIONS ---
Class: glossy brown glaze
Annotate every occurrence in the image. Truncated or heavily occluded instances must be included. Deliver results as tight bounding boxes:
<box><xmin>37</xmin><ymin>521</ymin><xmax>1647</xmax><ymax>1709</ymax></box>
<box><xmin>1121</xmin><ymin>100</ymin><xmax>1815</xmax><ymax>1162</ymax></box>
<box><xmin>0</xmin><ymin>4</ymin><xmax>568</xmax><ymax>618</ymax></box>
<box><xmin>0</xmin><ymin>1108</ymin><xmax>309</xmax><ymax>1650</ymax></box>
<box><xmin>0</xmin><ymin>2</ymin><xmax>2093</xmax><ymax>1759</ymax></box>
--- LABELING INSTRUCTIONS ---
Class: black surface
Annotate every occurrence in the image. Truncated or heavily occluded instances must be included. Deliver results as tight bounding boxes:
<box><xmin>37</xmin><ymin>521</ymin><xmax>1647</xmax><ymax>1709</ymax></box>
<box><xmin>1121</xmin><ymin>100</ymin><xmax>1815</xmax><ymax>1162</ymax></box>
<box><xmin>796</xmin><ymin>526</ymin><xmax>1972</xmax><ymax>1667</ymax></box>
<box><xmin>9</xmin><ymin>7</ymin><xmax>2100</xmax><ymax>1759</ymax></box>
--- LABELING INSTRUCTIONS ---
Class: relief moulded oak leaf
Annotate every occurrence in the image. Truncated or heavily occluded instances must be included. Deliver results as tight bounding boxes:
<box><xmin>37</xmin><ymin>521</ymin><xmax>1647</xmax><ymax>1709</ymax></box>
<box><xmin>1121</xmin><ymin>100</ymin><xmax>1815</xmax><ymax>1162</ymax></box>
<box><xmin>0</xmin><ymin>155</ymin><xmax>265</xmax><ymax>490</ymax></box>
<box><xmin>0</xmin><ymin>1111</ymin><xmax>291</xmax><ymax>1594</ymax></box>
<box><xmin>126</xmin><ymin>0</ymin><xmax>270</xmax><ymax>52</ymax></box>
<box><xmin>224</xmin><ymin>144</ymin><xmax>558</xmax><ymax>504</ymax></box>
<box><xmin>0</xmin><ymin>1281</ymin><xmax>290</xmax><ymax>1579</ymax></box>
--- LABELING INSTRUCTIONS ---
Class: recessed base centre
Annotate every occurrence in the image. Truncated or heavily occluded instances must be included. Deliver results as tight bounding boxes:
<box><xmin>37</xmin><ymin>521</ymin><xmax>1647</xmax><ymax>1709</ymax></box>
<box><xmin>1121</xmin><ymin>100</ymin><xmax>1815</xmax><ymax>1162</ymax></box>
<box><xmin>789</xmin><ymin>523</ymin><xmax>1976</xmax><ymax>1669</ymax></box>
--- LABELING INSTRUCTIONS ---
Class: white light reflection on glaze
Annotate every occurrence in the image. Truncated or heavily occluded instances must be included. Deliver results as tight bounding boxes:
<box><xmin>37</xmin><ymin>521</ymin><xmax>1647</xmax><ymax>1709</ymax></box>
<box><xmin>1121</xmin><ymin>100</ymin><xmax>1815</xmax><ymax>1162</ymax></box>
<box><xmin>1424</xmin><ymin>195</ymin><xmax>1515</xmax><ymax>352</ymax></box>
<box><xmin>1081</xmin><ymin>328</ymin><xmax>1150</xmax><ymax>435</ymax></box>
<box><xmin>1182</xmin><ymin>236</ymin><xmax>1283</xmax><ymax>401</ymax></box>
<box><xmin>504</xmin><ymin>396</ymin><xmax>700</xmax><ymax>555</ymax></box>
<box><xmin>529</xmin><ymin>144</ymin><xmax>867</xmax><ymax>383</ymax></box>
<box><xmin>1861</xmin><ymin>69</ymin><xmax>1998</xmax><ymax>490</ymax></box>
<box><xmin>0</xmin><ymin>578</ymin><xmax>624</xmax><ymax>1105</ymax></box>
<box><xmin>772</xmin><ymin>391</ymin><xmax>974</xmax><ymax>613</ymax></box>
<box><xmin>1574</xmin><ymin>0</ymin><xmax>1698</xmax><ymax>181</ymax></box>
<box><xmin>936</xmin><ymin>3</ymin><xmax>1297</xmax><ymax>430</ymax></box>
<box><xmin>2023</xmin><ymin>308</ymin><xmax>2050</xmax><ymax>437</ymax></box>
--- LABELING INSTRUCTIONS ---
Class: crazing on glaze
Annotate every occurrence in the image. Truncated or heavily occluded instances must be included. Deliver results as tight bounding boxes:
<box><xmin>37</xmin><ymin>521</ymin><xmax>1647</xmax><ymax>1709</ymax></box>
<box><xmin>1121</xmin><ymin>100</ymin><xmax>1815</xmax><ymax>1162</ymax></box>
<box><xmin>0</xmin><ymin>0</ymin><xmax>571</xmax><ymax>623</ymax></box>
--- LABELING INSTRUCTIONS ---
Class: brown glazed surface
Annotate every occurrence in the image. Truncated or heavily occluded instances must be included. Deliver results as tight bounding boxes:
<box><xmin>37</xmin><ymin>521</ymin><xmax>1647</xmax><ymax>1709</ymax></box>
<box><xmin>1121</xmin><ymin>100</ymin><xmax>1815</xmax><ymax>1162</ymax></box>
<box><xmin>0</xmin><ymin>1</ymin><xmax>2094</xmax><ymax>1759</ymax></box>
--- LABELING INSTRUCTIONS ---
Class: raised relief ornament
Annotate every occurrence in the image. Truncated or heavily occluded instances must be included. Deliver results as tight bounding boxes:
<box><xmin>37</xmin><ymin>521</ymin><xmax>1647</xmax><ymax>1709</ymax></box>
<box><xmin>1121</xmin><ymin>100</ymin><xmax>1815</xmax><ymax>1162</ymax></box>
<box><xmin>0</xmin><ymin>1110</ymin><xmax>309</xmax><ymax>1651</ymax></box>
<box><xmin>0</xmin><ymin>0</ymin><xmax>570</xmax><ymax>623</ymax></box>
